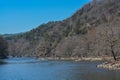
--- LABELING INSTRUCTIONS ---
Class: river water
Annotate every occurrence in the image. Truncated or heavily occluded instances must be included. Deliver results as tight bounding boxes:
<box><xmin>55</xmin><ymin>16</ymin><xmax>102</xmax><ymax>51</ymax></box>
<box><xmin>0</xmin><ymin>58</ymin><xmax>120</xmax><ymax>80</ymax></box>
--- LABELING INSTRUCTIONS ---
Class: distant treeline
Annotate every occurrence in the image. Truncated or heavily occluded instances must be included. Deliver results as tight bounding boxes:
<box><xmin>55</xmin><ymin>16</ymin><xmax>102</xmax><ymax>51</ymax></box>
<box><xmin>0</xmin><ymin>35</ymin><xmax>8</xmax><ymax>59</ymax></box>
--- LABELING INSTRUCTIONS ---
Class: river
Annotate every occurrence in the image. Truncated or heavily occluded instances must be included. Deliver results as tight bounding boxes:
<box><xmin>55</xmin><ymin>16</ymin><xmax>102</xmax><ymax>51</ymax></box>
<box><xmin>0</xmin><ymin>58</ymin><xmax>120</xmax><ymax>80</ymax></box>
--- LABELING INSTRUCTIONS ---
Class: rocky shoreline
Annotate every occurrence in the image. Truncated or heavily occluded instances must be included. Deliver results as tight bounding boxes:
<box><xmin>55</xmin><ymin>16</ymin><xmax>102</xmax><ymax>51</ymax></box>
<box><xmin>38</xmin><ymin>57</ymin><xmax>108</xmax><ymax>61</ymax></box>
<box><xmin>97</xmin><ymin>60</ymin><xmax>120</xmax><ymax>70</ymax></box>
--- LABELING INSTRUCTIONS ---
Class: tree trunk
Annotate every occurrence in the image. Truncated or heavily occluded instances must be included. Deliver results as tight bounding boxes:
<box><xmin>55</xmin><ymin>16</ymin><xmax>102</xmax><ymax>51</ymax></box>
<box><xmin>111</xmin><ymin>46</ymin><xmax>117</xmax><ymax>61</ymax></box>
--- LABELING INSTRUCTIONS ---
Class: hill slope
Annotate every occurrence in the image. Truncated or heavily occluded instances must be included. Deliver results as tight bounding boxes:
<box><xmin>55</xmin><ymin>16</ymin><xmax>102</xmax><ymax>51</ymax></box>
<box><xmin>0</xmin><ymin>35</ymin><xmax>8</xmax><ymax>59</ymax></box>
<box><xmin>6</xmin><ymin>0</ymin><xmax>120</xmax><ymax>57</ymax></box>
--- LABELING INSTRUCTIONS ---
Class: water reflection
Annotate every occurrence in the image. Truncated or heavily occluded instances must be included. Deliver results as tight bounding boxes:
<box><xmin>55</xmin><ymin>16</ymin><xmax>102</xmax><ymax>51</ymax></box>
<box><xmin>0</xmin><ymin>60</ymin><xmax>8</xmax><ymax>64</ymax></box>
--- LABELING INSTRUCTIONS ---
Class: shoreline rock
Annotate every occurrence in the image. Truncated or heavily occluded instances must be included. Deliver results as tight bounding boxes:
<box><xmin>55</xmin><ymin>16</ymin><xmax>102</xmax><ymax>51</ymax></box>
<box><xmin>97</xmin><ymin>60</ymin><xmax>120</xmax><ymax>70</ymax></box>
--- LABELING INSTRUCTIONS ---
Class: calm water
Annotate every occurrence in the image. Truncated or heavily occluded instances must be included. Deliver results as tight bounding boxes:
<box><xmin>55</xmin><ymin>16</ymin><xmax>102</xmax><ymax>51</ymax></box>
<box><xmin>0</xmin><ymin>58</ymin><xmax>120</xmax><ymax>80</ymax></box>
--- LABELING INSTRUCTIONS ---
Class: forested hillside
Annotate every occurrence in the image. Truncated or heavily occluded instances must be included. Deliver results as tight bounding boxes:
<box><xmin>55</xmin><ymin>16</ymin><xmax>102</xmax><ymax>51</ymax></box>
<box><xmin>6</xmin><ymin>0</ymin><xmax>120</xmax><ymax>58</ymax></box>
<box><xmin>0</xmin><ymin>35</ymin><xmax>8</xmax><ymax>59</ymax></box>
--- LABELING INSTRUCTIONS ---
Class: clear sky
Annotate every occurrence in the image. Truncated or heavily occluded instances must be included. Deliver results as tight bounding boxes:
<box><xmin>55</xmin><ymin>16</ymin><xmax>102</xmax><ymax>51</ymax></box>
<box><xmin>0</xmin><ymin>0</ymin><xmax>91</xmax><ymax>34</ymax></box>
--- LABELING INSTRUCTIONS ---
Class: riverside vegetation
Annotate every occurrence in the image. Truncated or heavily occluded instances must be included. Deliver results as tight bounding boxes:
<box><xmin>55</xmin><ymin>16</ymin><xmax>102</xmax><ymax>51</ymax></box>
<box><xmin>1</xmin><ymin>0</ymin><xmax>120</xmax><ymax>69</ymax></box>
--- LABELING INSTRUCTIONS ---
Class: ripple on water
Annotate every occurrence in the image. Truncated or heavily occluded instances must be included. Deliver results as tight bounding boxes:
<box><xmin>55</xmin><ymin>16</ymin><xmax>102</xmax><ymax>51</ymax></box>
<box><xmin>0</xmin><ymin>58</ymin><xmax>120</xmax><ymax>80</ymax></box>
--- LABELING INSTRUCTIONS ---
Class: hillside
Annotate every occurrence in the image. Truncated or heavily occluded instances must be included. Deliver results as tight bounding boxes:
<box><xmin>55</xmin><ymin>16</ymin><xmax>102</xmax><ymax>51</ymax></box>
<box><xmin>6</xmin><ymin>0</ymin><xmax>120</xmax><ymax>58</ymax></box>
<box><xmin>0</xmin><ymin>35</ymin><xmax>8</xmax><ymax>59</ymax></box>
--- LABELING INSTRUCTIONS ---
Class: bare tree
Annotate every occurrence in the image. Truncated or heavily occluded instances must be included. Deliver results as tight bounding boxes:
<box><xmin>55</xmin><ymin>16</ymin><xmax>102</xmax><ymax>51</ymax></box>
<box><xmin>101</xmin><ymin>15</ymin><xmax>119</xmax><ymax>60</ymax></box>
<box><xmin>105</xmin><ymin>27</ymin><xmax>117</xmax><ymax>60</ymax></box>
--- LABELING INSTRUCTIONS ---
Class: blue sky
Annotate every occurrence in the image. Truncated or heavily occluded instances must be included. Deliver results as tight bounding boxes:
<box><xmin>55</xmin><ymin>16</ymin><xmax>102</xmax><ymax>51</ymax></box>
<box><xmin>0</xmin><ymin>0</ymin><xmax>91</xmax><ymax>34</ymax></box>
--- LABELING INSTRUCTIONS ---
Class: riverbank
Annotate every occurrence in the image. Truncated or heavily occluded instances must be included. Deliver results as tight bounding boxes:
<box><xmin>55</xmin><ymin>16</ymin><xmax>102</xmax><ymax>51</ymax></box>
<box><xmin>38</xmin><ymin>57</ymin><xmax>120</xmax><ymax>70</ymax></box>
<box><xmin>97</xmin><ymin>60</ymin><xmax>120</xmax><ymax>70</ymax></box>
<box><xmin>5</xmin><ymin>56</ymin><xmax>120</xmax><ymax>70</ymax></box>
<box><xmin>38</xmin><ymin>57</ymin><xmax>111</xmax><ymax>61</ymax></box>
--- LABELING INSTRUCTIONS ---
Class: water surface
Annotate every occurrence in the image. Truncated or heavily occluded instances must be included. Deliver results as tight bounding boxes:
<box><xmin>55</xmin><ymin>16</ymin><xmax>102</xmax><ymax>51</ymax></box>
<box><xmin>0</xmin><ymin>58</ymin><xmax>120</xmax><ymax>80</ymax></box>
